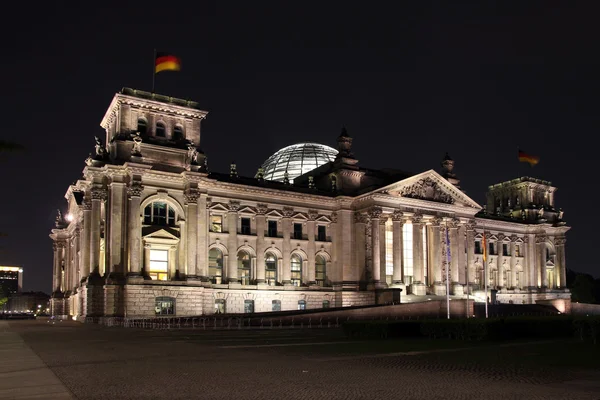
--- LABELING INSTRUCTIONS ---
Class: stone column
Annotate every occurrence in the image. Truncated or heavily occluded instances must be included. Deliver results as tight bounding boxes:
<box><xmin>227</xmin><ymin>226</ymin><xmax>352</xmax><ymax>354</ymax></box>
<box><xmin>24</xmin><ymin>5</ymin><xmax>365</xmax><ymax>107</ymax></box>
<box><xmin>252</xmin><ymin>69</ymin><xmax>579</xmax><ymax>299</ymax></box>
<box><xmin>127</xmin><ymin>181</ymin><xmax>143</xmax><ymax>279</ymax></box>
<box><xmin>227</xmin><ymin>201</ymin><xmax>240</xmax><ymax>283</ymax></box>
<box><xmin>55</xmin><ymin>242</ymin><xmax>65</xmax><ymax>292</ymax></box>
<box><xmin>497</xmin><ymin>234</ymin><xmax>505</xmax><ymax>288</ymax></box>
<box><xmin>449</xmin><ymin>219</ymin><xmax>462</xmax><ymax>295</ymax></box>
<box><xmin>90</xmin><ymin>185</ymin><xmax>106</xmax><ymax>275</ymax></box>
<box><xmin>255</xmin><ymin>204</ymin><xmax>267</xmax><ymax>284</ymax></box>
<box><xmin>143</xmin><ymin>243</ymin><xmax>151</xmax><ymax>276</ymax></box>
<box><xmin>465</xmin><ymin>221</ymin><xmax>476</xmax><ymax>290</ymax></box>
<box><xmin>73</xmin><ymin>229</ymin><xmax>80</xmax><ymax>290</ymax></box>
<box><xmin>197</xmin><ymin>195</ymin><xmax>209</xmax><ymax>280</ymax></box>
<box><xmin>525</xmin><ymin>234</ymin><xmax>535</xmax><ymax>289</ymax></box>
<box><xmin>330</xmin><ymin>212</ymin><xmax>340</xmax><ymax>288</ymax></box>
<box><xmin>555</xmin><ymin>237</ymin><xmax>567</xmax><ymax>288</ymax></box>
<box><xmin>379</xmin><ymin>217</ymin><xmax>387</xmax><ymax>287</ymax></box>
<box><xmin>510</xmin><ymin>235</ymin><xmax>517</xmax><ymax>289</ymax></box>
<box><xmin>368</xmin><ymin>207</ymin><xmax>382</xmax><ymax>287</ymax></box>
<box><xmin>108</xmin><ymin>182</ymin><xmax>126</xmax><ymax>279</ymax></box>
<box><xmin>81</xmin><ymin>199</ymin><xmax>92</xmax><ymax>281</ymax></box>
<box><xmin>354</xmin><ymin>212</ymin><xmax>367</xmax><ymax>284</ymax></box>
<box><xmin>52</xmin><ymin>243</ymin><xmax>59</xmax><ymax>292</ymax></box>
<box><xmin>411</xmin><ymin>214</ymin><xmax>425</xmax><ymax>295</ymax></box>
<box><xmin>281</xmin><ymin>207</ymin><xmax>293</xmax><ymax>285</ymax></box>
<box><xmin>391</xmin><ymin>211</ymin><xmax>404</xmax><ymax>286</ymax></box>
<box><xmin>457</xmin><ymin>222</ymin><xmax>467</xmax><ymax>285</ymax></box>
<box><xmin>185</xmin><ymin>188</ymin><xmax>199</xmax><ymax>279</ymax></box>
<box><xmin>430</xmin><ymin>217</ymin><xmax>444</xmax><ymax>295</ymax></box>
<box><xmin>537</xmin><ymin>234</ymin><xmax>547</xmax><ymax>289</ymax></box>
<box><xmin>178</xmin><ymin>220</ymin><xmax>186</xmax><ymax>277</ymax></box>
<box><xmin>307</xmin><ymin>210</ymin><xmax>317</xmax><ymax>285</ymax></box>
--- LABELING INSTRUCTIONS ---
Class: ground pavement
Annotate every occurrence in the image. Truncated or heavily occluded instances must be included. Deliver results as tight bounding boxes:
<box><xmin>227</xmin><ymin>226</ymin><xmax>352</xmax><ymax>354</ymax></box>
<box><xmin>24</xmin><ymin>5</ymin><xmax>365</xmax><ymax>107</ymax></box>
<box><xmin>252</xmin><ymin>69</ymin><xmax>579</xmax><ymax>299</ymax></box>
<box><xmin>2</xmin><ymin>319</ymin><xmax>600</xmax><ymax>399</ymax></box>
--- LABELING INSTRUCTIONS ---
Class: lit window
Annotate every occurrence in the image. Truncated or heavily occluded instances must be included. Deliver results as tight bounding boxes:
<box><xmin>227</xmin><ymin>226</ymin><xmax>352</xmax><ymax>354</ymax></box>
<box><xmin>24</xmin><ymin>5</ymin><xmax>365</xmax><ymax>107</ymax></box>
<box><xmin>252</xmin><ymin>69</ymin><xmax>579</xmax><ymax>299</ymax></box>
<box><xmin>515</xmin><ymin>244</ymin><xmax>521</xmax><ymax>257</ymax></box>
<box><xmin>211</xmin><ymin>215</ymin><xmax>223</xmax><ymax>232</ymax></box>
<box><xmin>214</xmin><ymin>299</ymin><xmax>226</xmax><ymax>314</ymax></box>
<box><xmin>237</xmin><ymin>251</ymin><xmax>251</xmax><ymax>285</ymax></box>
<box><xmin>149</xmin><ymin>249</ymin><xmax>168</xmax><ymax>281</ymax></box>
<box><xmin>291</xmin><ymin>254</ymin><xmax>302</xmax><ymax>286</ymax></box>
<box><xmin>316</xmin><ymin>255</ymin><xmax>327</xmax><ymax>286</ymax></box>
<box><xmin>244</xmin><ymin>299</ymin><xmax>254</xmax><ymax>313</ymax></box>
<box><xmin>403</xmin><ymin>223</ymin><xmax>413</xmax><ymax>278</ymax></box>
<box><xmin>137</xmin><ymin>118</ymin><xmax>147</xmax><ymax>135</ymax></box>
<box><xmin>272</xmin><ymin>300</ymin><xmax>281</xmax><ymax>311</ymax></box>
<box><xmin>173</xmin><ymin>125</ymin><xmax>184</xmax><ymax>141</ymax></box>
<box><xmin>209</xmin><ymin>248</ymin><xmax>223</xmax><ymax>284</ymax></box>
<box><xmin>241</xmin><ymin>218</ymin><xmax>251</xmax><ymax>235</ymax></box>
<box><xmin>265</xmin><ymin>253</ymin><xmax>277</xmax><ymax>286</ymax></box>
<box><xmin>156</xmin><ymin>122</ymin><xmax>166</xmax><ymax>137</ymax></box>
<box><xmin>298</xmin><ymin>300</ymin><xmax>306</xmax><ymax>310</ymax></box>
<box><xmin>155</xmin><ymin>296</ymin><xmax>175</xmax><ymax>315</ymax></box>
<box><xmin>385</xmin><ymin>221</ymin><xmax>393</xmax><ymax>276</ymax></box>
<box><xmin>317</xmin><ymin>225</ymin><xmax>326</xmax><ymax>241</ymax></box>
<box><xmin>144</xmin><ymin>202</ymin><xmax>176</xmax><ymax>226</ymax></box>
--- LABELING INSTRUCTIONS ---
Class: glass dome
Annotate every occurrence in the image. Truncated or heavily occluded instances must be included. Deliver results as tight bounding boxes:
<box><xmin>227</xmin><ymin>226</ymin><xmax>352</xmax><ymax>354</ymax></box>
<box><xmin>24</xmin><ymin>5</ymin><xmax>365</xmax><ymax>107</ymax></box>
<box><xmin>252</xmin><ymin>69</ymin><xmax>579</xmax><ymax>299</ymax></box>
<box><xmin>260</xmin><ymin>142</ymin><xmax>338</xmax><ymax>183</ymax></box>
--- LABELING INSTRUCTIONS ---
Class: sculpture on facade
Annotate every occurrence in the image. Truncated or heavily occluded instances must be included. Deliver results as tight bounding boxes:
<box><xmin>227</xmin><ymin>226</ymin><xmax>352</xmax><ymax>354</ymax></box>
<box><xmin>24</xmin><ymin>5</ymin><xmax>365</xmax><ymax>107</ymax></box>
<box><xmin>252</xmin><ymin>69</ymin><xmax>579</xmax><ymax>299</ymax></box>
<box><xmin>399</xmin><ymin>177</ymin><xmax>454</xmax><ymax>205</ymax></box>
<box><xmin>94</xmin><ymin>136</ymin><xmax>107</xmax><ymax>160</ymax></box>
<box><xmin>131</xmin><ymin>132</ymin><xmax>143</xmax><ymax>156</ymax></box>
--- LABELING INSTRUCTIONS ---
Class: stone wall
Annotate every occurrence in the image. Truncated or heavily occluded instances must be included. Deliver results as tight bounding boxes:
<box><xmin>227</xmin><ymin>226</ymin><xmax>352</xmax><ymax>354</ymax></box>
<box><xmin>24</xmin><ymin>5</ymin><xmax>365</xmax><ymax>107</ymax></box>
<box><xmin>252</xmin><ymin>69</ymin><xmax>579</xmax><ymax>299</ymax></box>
<box><xmin>341</xmin><ymin>291</ymin><xmax>375</xmax><ymax>307</ymax></box>
<box><xmin>124</xmin><ymin>284</ymin><xmax>205</xmax><ymax>317</ymax></box>
<box><xmin>536</xmin><ymin>298</ymin><xmax>572</xmax><ymax>314</ymax></box>
<box><xmin>570</xmin><ymin>302</ymin><xmax>600</xmax><ymax>316</ymax></box>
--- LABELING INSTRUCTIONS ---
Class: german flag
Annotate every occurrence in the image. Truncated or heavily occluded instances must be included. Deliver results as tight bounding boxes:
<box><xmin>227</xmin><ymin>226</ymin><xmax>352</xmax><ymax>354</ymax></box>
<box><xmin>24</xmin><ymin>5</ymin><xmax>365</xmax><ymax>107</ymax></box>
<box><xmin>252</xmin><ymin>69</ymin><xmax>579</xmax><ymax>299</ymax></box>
<box><xmin>155</xmin><ymin>52</ymin><xmax>181</xmax><ymax>73</ymax></box>
<box><xmin>482</xmin><ymin>234</ymin><xmax>487</xmax><ymax>263</ymax></box>
<box><xmin>518</xmin><ymin>149</ymin><xmax>540</xmax><ymax>166</ymax></box>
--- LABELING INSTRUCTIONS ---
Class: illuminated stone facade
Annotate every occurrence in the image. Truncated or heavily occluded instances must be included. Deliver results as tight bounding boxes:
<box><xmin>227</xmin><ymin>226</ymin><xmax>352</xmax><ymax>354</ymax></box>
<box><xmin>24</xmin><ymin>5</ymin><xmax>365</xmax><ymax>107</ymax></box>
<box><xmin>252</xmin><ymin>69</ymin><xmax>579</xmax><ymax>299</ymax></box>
<box><xmin>49</xmin><ymin>88</ymin><xmax>571</xmax><ymax>319</ymax></box>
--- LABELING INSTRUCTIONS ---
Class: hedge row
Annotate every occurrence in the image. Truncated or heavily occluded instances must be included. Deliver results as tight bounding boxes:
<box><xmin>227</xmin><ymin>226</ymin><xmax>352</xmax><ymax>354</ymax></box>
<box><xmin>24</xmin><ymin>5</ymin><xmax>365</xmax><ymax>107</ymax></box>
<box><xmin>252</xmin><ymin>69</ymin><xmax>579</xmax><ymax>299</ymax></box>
<box><xmin>342</xmin><ymin>316</ymin><xmax>600</xmax><ymax>343</ymax></box>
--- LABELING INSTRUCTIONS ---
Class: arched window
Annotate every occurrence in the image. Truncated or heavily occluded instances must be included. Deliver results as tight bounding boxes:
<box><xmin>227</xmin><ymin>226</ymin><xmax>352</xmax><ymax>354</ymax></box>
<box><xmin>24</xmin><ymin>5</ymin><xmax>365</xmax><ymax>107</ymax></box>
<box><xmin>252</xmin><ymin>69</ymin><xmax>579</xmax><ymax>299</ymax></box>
<box><xmin>155</xmin><ymin>296</ymin><xmax>175</xmax><ymax>315</ymax></box>
<box><xmin>143</xmin><ymin>202</ymin><xmax>176</xmax><ymax>226</ymax></box>
<box><xmin>237</xmin><ymin>251</ymin><xmax>251</xmax><ymax>285</ymax></box>
<box><xmin>316</xmin><ymin>255</ymin><xmax>327</xmax><ymax>287</ymax></box>
<box><xmin>137</xmin><ymin>118</ymin><xmax>147</xmax><ymax>135</ymax></box>
<box><xmin>156</xmin><ymin>122</ymin><xmax>166</xmax><ymax>137</ymax></box>
<box><xmin>272</xmin><ymin>299</ymin><xmax>281</xmax><ymax>311</ymax></box>
<box><xmin>291</xmin><ymin>254</ymin><xmax>302</xmax><ymax>286</ymax></box>
<box><xmin>209</xmin><ymin>248</ymin><xmax>223</xmax><ymax>284</ymax></box>
<box><xmin>173</xmin><ymin>125</ymin><xmax>184</xmax><ymax>141</ymax></box>
<box><xmin>265</xmin><ymin>253</ymin><xmax>277</xmax><ymax>286</ymax></box>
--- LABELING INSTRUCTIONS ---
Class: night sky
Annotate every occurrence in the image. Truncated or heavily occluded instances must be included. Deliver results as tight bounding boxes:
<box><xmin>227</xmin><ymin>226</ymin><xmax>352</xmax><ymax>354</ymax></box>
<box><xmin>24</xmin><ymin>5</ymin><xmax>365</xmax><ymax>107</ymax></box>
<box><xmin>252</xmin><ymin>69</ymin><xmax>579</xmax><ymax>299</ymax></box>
<box><xmin>1</xmin><ymin>2</ymin><xmax>597</xmax><ymax>293</ymax></box>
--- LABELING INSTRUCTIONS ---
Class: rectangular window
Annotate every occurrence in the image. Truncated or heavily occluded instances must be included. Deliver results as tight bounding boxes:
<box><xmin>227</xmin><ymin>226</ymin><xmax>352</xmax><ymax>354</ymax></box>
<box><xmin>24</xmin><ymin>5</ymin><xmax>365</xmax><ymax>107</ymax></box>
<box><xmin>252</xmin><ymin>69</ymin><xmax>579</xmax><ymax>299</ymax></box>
<box><xmin>475</xmin><ymin>241</ymin><xmax>482</xmax><ymax>254</ymax></box>
<box><xmin>298</xmin><ymin>300</ymin><xmax>306</xmax><ymax>310</ymax></box>
<box><xmin>293</xmin><ymin>223</ymin><xmax>303</xmax><ymax>239</ymax></box>
<box><xmin>515</xmin><ymin>244</ymin><xmax>521</xmax><ymax>257</ymax></box>
<box><xmin>241</xmin><ymin>217</ymin><xmax>251</xmax><ymax>235</ymax></box>
<box><xmin>268</xmin><ymin>220</ymin><xmax>278</xmax><ymax>237</ymax></box>
<box><xmin>489</xmin><ymin>242</ymin><xmax>496</xmax><ymax>256</ymax></box>
<box><xmin>503</xmin><ymin>243</ymin><xmax>510</xmax><ymax>256</ymax></box>
<box><xmin>244</xmin><ymin>300</ymin><xmax>254</xmax><ymax>314</ymax></box>
<box><xmin>149</xmin><ymin>249</ymin><xmax>168</xmax><ymax>281</ymax></box>
<box><xmin>155</xmin><ymin>297</ymin><xmax>175</xmax><ymax>315</ymax></box>
<box><xmin>322</xmin><ymin>300</ymin><xmax>330</xmax><ymax>309</ymax></box>
<box><xmin>402</xmin><ymin>223</ymin><xmax>413</xmax><ymax>278</ymax></box>
<box><xmin>385</xmin><ymin>224</ymin><xmax>393</xmax><ymax>276</ymax></box>
<box><xmin>272</xmin><ymin>300</ymin><xmax>281</xmax><ymax>312</ymax></box>
<box><xmin>317</xmin><ymin>225</ymin><xmax>326</xmax><ymax>241</ymax></box>
<box><xmin>214</xmin><ymin>299</ymin><xmax>226</xmax><ymax>314</ymax></box>
<box><xmin>211</xmin><ymin>215</ymin><xmax>222</xmax><ymax>232</ymax></box>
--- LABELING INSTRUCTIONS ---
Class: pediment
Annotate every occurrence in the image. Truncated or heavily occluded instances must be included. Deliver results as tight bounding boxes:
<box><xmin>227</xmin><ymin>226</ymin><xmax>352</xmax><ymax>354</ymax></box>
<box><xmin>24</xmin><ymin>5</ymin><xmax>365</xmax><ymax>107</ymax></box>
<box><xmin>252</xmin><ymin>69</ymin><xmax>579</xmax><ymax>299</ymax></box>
<box><xmin>209</xmin><ymin>203</ymin><xmax>229</xmax><ymax>212</ymax></box>
<box><xmin>142</xmin><ymin>226</ymin><xmax>180</xmax><ymax>240</ymax></box>
<box><xmin>238</xmin><ymin>206</ymin><xmax>257</xmax><ymax>215</ymax></box>
<box><xmin>266</xmin><ymin>209</ymin><xmax>284</xmax><ymax>218</ymax></box>
<box><xmin>378</xmin><ymin>170</ymin><xmax>481</xmax><ymax>209</ymax></box>
<box><xmin>316</xmin><ymin>215</ymin><xmax>332</xmax><ymax>223</ymax></box>
<box><xmin>292</xmin><ymin>212</ymin><xmax>308</xmax><ymax>221</ymax></box>
<box><xmin>474</xmin><ymin>233</ymin><xmax>483</xmax><ymax>239</ymax></box>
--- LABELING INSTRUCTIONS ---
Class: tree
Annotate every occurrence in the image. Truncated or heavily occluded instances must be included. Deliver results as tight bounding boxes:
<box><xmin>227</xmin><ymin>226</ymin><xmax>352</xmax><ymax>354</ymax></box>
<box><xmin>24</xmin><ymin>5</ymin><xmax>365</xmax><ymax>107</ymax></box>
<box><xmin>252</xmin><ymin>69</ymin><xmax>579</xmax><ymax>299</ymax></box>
<box><xmin>569</xmin><ymin>271</ymin><xmax>597</xmax><ymax>304</ymax></box>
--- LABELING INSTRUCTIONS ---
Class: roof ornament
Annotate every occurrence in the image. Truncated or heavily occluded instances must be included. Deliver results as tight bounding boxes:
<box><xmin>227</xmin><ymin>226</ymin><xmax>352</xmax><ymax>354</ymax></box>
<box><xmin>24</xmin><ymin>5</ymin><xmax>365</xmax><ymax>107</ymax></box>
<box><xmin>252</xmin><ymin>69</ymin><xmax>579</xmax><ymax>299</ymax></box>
<box><xmin>131</xmin><ymin>132</ymin><xmax>143</xmax><ymax>157</ymax></box>
<box><xmin>256</xmin><ymin>167</ymin><xmax>264</xmax><ymax>182</ymax></box>
<box><xmin>283</xmin><ymin>169</ymin><xmax>290</xmax><ymax>185</ymax></box>
<box><xmin>230</xmin><ymin>161</ymin><xmax>238</xmax><ymax>178</ymax></box>
<box><xmin>336</xmin><ymin>126</ymin><xmax>353</xmax><ymax>158</ymax></box>
<box><xmin>308</xmin><ymin>176</ymin><xmax>315</xmax><ymax>189</ymax></box>
<box><xmin>94</xmin><ymin>136</ymin><xmax>107</xmax><ymax>160</ymax></box>
<box><xmin>330</xmin><ymin>174</ymin><xmax>337</xmax><ymax>192</ymax></box>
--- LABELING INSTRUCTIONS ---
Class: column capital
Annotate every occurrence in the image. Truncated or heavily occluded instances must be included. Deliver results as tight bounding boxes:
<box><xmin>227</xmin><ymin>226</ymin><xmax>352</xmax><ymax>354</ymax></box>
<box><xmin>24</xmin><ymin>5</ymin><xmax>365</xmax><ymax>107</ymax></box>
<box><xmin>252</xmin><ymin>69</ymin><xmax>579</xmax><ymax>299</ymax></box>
<box><xmin>90</xmin><ymin>186</ymin><xmax>108</xmax><ymax>201</ymax></box>
<box><xmin>446</xmin><ymin>218</ymin><xmax>460</xmax><ymax>228</ymax></box>
<box><xmin>127</xmin><ymin>181</ymin><xmax>144</xmax><ymax>198</ymax></box>
<box><xmin>308</xmin><ymin>209</ymin><xmax>318</xmax><ymax>221</ymax></box>
<box><xmin>535</xmin><ymin>234</ymin><xmax>547</xmax><ymax>244</ymax></box>
<box><xmin>228</xmin><ymin>200</ymin><xmax>241</xmax><ymax>212</ymax></box>
<box><xmin>464</xmin><ymin>219</ymin><xmax>476</xmax><ymax>231</ymax></box>
<box><xmin>80</xmin><ymin>199</ymin><xmax>92</xmax><ymax>211</ymax></box>
<box><xmin>282</xmin><ymin>206</ymin><xmax>294</xmax><ymax>218</ymax></box>
<box><xmin>354</xmin><ymin>212</ymin><xmax>368</xmax><ymax>224</ymax></box>
<box><xmin>497</xmin><ymin>233</ymin><xmax>505</xmax><ymax>241</ymax></box>
<box><xmin>256</xmin><ymin>203</ymin><xmax>268</xmax><ymax>215</ymax></box>
<box><xmin>330</xmin><ymin>212</ymin><xmax>338</xmax><ymax>223</ymax></box>
<box><xmin>184</xmin><ymin>188</ymin><xmax>200</xmax><ymax>204</ymax></box>
<box><xmin>523</xmin><ymin>235</ymin><xmax>529</xmax><ymax>244</ymax></box>
<box><xmin>430</xmin><ymin>216</ymin><xmax>442</xmax><ymax>226</ymax></box>
<box><xmin>379</xmin><ymin>217</ymin><xmax>388</xmax><ymax>226</ymax></box>
<box><xmin>391</xmin><ymin>210</ymin><xmax>404</xmax><ymax>222</ymax></box>
<box><xmin>368</xmin><ymin>206</ymin><xmax>382</xmax><ymax>220</ymax></box>
<box><xmin>555</xmin><ymin>237</ymin><xmax>566</xmax><ymax>246</ymax></box>
<box><xmin>510</xmin><ymin>234</ymin><xmax>519</xmax><ymax>242</ymax></box>
<box><xmin>411</xmin><ymin>212</ymin><xmax>423</xmax><ymax>224</ymax></box>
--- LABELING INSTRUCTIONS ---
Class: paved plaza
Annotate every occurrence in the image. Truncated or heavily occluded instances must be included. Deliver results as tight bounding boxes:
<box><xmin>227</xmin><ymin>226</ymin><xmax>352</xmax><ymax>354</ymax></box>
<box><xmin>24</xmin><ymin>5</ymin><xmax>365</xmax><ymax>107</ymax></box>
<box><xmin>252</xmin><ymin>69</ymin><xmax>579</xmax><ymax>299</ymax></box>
<box><xmin>1</xmin><ymin>319</ymin><xmax>600</xmax><ymax>399</ymax></box>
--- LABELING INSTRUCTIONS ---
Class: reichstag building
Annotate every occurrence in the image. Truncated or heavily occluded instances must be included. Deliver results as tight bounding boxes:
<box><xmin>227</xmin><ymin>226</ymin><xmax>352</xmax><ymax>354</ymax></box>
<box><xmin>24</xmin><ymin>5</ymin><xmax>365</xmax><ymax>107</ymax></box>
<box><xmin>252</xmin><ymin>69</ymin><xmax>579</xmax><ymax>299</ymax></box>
<box><xmin>49</xmin><ymin>88</ymin><xmax>570</xmax><ymax>318</ymax></box>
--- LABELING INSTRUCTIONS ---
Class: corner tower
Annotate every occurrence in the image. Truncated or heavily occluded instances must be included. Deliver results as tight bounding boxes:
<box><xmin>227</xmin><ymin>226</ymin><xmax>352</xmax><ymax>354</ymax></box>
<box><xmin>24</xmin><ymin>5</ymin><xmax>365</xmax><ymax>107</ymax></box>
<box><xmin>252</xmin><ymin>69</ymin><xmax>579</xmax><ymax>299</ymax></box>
<box><xmin>98</xmin><ymin>88</ymin><xmax>208</xmax><ymax>170</ymax></box>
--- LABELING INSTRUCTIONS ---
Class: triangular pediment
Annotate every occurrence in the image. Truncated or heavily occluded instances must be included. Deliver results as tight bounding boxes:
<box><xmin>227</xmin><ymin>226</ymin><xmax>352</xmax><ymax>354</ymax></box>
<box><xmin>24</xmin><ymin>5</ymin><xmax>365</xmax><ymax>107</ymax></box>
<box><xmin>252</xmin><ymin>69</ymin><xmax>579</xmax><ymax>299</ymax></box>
<box><xmin>142</xmin><ymin>226</ymin><xmax>180</xmax><ymax>240</ymax></box>
<box><xmin>266</xmin><ymin>209</ymin><xmax>284</xmax><ymax>218</ymax></box>
<box><xmin>209</xmin><ymin>203</ymin><xmax>229</xmax><ymax>212</ymax></box>
<box><xmin>377</xmin><ymin>170</ymin><xmax>482</xmax><ymax>209</ymax></box>
<box><xmin>292</xmin><ymin>212</ymin><xmax>308</xmax><ymax>221</ymax></box>
<box><xmin>316</xmin><ymin>215</ymin><xmax>332</xmax><ymax>223</ymax></box>
<box><xmin>238</xmin><ymin>206</ymin><xmax>257</xmax><ymax>215</ymax></box>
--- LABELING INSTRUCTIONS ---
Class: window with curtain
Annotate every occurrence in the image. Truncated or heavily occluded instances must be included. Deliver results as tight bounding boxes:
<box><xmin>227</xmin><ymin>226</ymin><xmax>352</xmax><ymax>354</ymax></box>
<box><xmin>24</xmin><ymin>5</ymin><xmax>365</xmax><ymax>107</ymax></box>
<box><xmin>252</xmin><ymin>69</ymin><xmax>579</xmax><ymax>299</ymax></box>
<box><xmin>291</xmin><ymin>254</ymin><xmax>302</xmax><ymax>286</ymax></box>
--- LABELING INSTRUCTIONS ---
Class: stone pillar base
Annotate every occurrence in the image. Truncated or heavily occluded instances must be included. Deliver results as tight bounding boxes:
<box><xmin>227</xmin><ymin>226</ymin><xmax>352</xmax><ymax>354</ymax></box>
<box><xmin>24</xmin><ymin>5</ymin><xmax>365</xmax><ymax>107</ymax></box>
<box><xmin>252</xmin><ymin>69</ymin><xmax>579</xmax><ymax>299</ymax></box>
<box><xmin>433</xmin><ymin>283</ymin><xmax>447</xmax><ymax>296</ymax></box>
<box><xmin>390</xmin><ymin>282</ymin><xmax>406</xmax><ymax>292</ymax></box>
<box><xmin>126</xmin><ymin>274</ymin><xmax>144</xmax><ymax>284</ymax></box>
<box><xmin>411</xmin><ymin>282</ymin><xmax>427</xmax><ymax>296</ymax></box>
<box><xmin>451</xmin><ymin>283</ymin><xmax>464</xmax><ymax>296</ymax></box>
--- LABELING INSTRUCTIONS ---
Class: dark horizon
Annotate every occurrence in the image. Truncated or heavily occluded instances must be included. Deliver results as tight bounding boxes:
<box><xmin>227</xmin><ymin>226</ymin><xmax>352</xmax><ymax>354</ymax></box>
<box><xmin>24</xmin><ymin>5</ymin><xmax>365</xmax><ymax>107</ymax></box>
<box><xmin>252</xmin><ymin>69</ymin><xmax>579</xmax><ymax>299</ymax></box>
<box><xmin>0</xmin><ymin>1</ymin><xmax>598</xmax><ymax>293</ymax></box>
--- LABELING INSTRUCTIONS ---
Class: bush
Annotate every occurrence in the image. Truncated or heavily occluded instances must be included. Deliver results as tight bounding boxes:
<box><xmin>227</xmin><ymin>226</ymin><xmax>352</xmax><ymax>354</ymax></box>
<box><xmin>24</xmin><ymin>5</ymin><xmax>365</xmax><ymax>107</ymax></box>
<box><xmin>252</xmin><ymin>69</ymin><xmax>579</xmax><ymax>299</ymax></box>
<box><xmin>574</xmin><ymin>316</ymin><xmax>600</xmax><ymax>345</ymax></box>
<box><xmin>342</xmin><ymin>320</ymin><xmax>422</xmax><ymax>339</ymax></box>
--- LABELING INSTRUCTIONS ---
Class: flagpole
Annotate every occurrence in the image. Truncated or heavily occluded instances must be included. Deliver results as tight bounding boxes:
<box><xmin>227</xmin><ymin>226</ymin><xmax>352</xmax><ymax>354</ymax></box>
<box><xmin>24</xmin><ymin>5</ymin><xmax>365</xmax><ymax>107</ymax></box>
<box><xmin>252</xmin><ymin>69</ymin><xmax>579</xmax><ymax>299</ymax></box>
<box><xmin>445</xmin><ymin>222</ymin><xmax>451</xmax><ymax>320</ymax></box>
<box><xmin>484</xmin><ymin>229</ymin><xmax>489</xmax><ymax>319</ymax></box>
<box><xmin>152</xmin><ymin>48</ymin><xmax>156</xmax><ymax>93</ymax></box>
<box><xmin>466</xmin><ymin>227</ymin><xmax>470</xmax><ymax>319</ymax></box>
